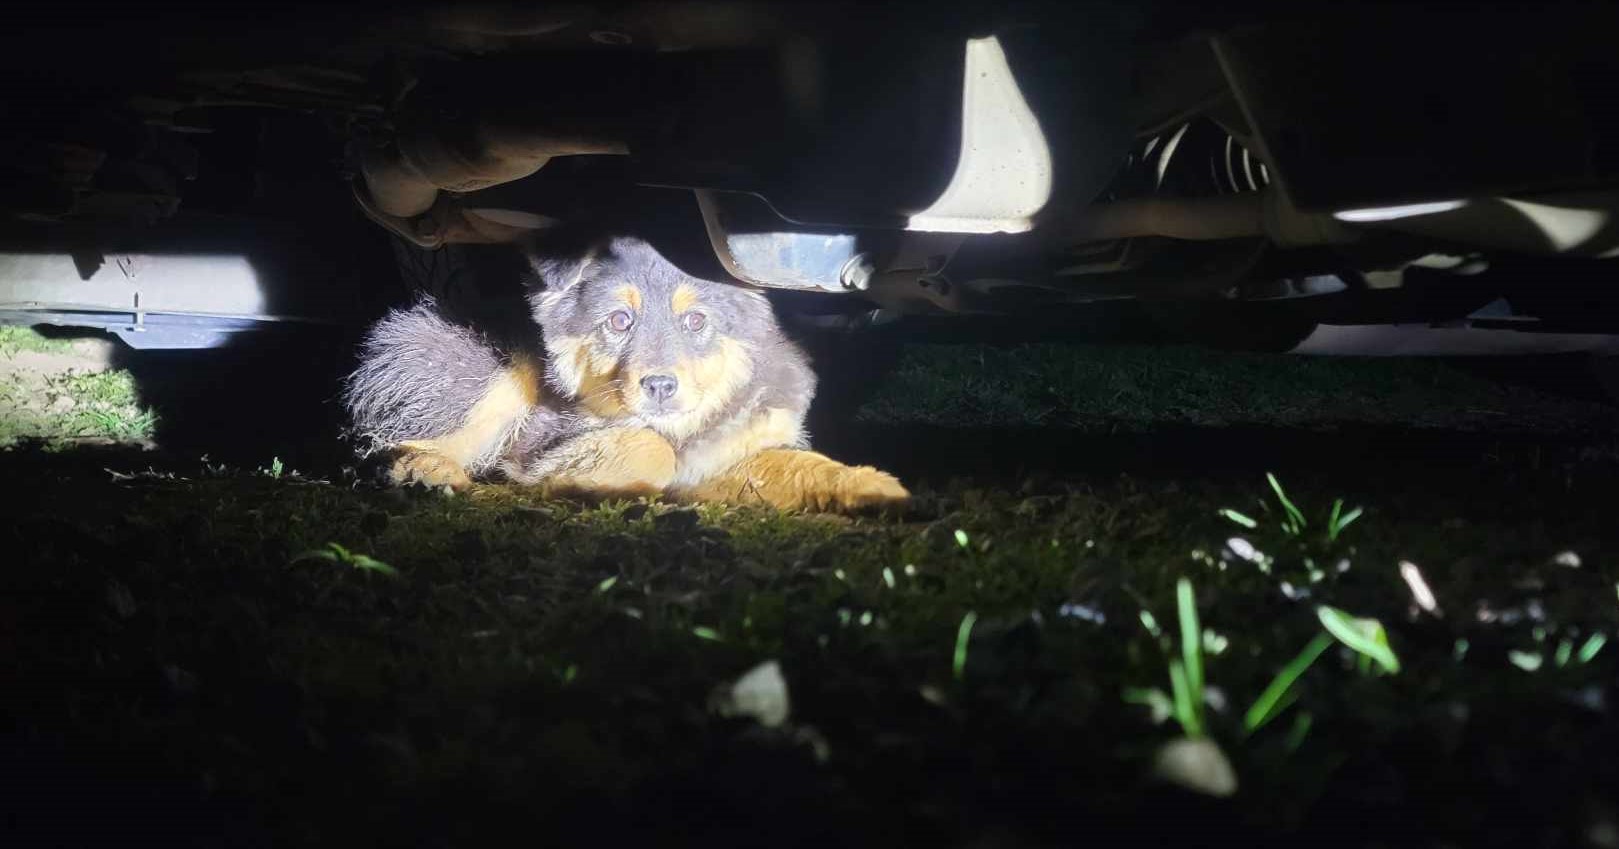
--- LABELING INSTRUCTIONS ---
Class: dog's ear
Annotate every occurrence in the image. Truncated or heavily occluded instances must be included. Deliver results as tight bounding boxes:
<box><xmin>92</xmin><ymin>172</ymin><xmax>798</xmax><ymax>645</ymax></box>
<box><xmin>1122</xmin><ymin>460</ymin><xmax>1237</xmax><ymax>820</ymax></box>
<box><xmin>521</xmin><ymin>241</ymin><xmax>600</xmax><ymax>295</ymax></box>
<box><xmin>521</xmin><ymin>229</ymin><xmax>607</xmax><ymax>323</ymax></box>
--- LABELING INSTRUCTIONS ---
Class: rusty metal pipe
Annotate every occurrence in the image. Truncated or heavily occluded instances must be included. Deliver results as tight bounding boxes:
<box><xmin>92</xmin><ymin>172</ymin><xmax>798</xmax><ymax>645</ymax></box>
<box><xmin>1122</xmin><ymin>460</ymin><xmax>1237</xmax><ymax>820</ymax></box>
<box><xmin>357</xmin><ymin>119</ymin><xmax>628</xmax><ymax>220</ymax></box>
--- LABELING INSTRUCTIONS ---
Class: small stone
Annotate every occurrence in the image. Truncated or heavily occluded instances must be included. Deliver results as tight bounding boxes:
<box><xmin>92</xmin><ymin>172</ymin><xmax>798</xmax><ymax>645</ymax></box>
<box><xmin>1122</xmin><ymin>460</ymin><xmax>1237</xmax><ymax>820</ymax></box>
<box><xmin>1153</xmin><ymin>736</ymin><xmax>1238</xmax><ymax>797</ymax></box>
<box><xmin>709</xmin><ymin>660</ymin><xmax>790</xmax><ymax>728</ymax></box>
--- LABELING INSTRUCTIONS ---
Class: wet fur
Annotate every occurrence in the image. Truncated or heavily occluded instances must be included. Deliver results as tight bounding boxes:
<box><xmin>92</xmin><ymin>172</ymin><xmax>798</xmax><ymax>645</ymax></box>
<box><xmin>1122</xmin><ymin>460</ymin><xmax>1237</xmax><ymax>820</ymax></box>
<box><xmin>342</xmin><ymin>235</ymin><xmax>907</xmax><ymax>512</ymax></box>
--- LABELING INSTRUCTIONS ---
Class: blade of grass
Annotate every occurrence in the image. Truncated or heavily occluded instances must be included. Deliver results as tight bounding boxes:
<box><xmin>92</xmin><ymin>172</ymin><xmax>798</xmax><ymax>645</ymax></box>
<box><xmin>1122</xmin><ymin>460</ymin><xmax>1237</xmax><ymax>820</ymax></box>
<box><xmin>1327</xmin><ymin>502</ymin><xmax>1363</xmax><ymax>542</ymax></box>
<box><xmin>953</xmin><ymin>611</ymin><xmax>978</xmax><ymax>682</ymax></box>
<box><xmin>1317</xmin><ymin>606</ymin><xmax>1400</xmax><ymax>674</ymax></box>
<box><xmin>1167</xmin><ymin>659</ymin><xmax>1203</xmax><ymax>738</ymax></box>
<box><xmin>1267</xmin><ymin>472</ymin><xmax>1307</xmax><ymax>534</ymax></box>
<box><xmin>1284</xmin><ymin>711</ymin><xmax>1314</xmax><ymax>752</ymax></box>
<box><xmin>1579</xmin><ymin>633</ymin><xmax>1607</xmax><ymax>663</ymax></box>
<box><xmin>1244</xmin><ymin>632</ymin><xmax>1333</xmax><ymax>732</ymax></box>
<box><xmin>1177</xmin><ymin>578</ymin><xmax>1204</xmax><ymax>710</ymax></box>
<box><xmin>349</xmin><ymin>554</ymin><xmax>399</xmax><ymax>577</ymax></box>
<box><xmin>1123</xmin><ymin>687</ymin><xmax>1176</xmax><ymax>725</ymax></box>
<box><xmin>1219</xmin><ymin>508</ymin><xmax>1258</xmax><ymax>529</ymax></box>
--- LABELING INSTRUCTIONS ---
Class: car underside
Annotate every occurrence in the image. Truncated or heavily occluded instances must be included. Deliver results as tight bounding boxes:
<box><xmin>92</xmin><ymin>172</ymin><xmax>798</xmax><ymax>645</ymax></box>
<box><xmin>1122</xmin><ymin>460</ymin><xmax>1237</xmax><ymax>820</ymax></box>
<box><xmin>4</xmin><ymin>0</ymin><xmax>1619</xmax><ymax>356</ymax></box>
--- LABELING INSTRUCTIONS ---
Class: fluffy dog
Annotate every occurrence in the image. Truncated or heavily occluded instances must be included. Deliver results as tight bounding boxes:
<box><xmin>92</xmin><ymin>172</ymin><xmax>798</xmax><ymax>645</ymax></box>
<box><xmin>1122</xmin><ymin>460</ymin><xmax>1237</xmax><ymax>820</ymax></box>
<box><xmin>343</xmin><ymin>234</ymin><xmax>909</xmax><ymax>512</ymax></box>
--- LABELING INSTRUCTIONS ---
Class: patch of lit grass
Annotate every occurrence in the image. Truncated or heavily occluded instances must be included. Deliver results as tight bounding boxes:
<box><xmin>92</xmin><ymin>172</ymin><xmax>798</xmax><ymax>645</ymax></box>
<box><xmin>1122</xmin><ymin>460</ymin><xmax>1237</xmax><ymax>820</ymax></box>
<box><xmin>0</xmin><ymin>325</ymin><xmax>79</xmax><ymax>356</ymax></box>
<box><xmin>0</xmin><ymin>369</ymin><xmax>158</xmax><ymax>446</ymax></box>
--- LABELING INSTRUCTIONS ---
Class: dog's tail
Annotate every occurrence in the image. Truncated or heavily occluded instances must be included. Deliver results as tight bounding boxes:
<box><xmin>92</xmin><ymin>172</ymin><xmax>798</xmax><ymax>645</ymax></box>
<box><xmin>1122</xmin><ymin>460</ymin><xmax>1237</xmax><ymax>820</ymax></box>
<box><xmin>342</xmin><ymin>299</ymin><xmax>516</xmax><ymax>473</ymax></box>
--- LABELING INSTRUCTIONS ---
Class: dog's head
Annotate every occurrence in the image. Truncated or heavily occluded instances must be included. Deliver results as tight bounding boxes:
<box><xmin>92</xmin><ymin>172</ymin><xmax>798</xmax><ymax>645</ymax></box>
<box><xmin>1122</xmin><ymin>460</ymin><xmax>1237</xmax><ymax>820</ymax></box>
<box><xmin>526</xmin><ymin>235</ymin><xmax>774</xmax><ymax>441</ymax></box>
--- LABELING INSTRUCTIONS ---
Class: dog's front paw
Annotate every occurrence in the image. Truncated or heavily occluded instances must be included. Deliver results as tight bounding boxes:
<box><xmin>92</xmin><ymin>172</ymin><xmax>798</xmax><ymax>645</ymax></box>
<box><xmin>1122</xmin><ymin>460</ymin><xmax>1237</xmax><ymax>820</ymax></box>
<box><xmin>389</xmin><ymin>448</ymin><xmax>472</xmax><ymax>490</ymax></box>
<box><xmin>678</xmin><ymin>449</ymin><xmax>909</xmax><ymax>514</ymax></box>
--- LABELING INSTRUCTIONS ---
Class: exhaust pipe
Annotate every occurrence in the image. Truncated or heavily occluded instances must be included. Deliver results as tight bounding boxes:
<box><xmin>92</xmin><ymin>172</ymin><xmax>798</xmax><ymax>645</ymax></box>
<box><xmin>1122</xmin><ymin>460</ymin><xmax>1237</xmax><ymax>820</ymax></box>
<box><xmin>357</xmin><ymin>121</ymin><xmax>627</xmax><ymax>221</ymax></box>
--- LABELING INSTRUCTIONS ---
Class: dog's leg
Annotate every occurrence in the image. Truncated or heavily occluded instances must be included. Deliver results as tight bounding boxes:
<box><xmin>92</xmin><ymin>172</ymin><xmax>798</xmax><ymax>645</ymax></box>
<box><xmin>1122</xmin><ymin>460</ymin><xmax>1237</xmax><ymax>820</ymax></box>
<box><xmin>390</xmin><ymin>363</ymin><xmax>537</xmax><ymax>489</ymax></box>
<box><xmin>677</xmin><ymin>448</ymin><xmax>909</xmax><ymax>513</ymax></box>
<box><xmin>511</xmin><ymin>426</ymin><xmax>678</xmax><ymax>501</ymax></box>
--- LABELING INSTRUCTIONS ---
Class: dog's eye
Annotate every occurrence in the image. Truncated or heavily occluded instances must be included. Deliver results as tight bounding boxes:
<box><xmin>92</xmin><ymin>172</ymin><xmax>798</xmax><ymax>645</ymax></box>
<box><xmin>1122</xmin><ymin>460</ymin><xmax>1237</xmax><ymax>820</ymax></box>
<box><xmin>607</xmin><ymin>310</ymin><xmax>635</xmax><ymax>332</ymax></box>
<box><xmin>682</xmin><ymin>311</ymin><xmax>706</xmax><ymax>332</ymax></box>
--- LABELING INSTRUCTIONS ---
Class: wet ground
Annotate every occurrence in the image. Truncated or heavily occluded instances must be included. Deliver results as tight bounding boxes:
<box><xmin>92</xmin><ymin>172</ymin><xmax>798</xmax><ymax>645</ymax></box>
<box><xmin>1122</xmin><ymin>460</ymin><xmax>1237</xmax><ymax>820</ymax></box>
<box><xmin>5</xmin><ymin>325</ymin><xmax>1619</xmax><ymax>847</ymax></box>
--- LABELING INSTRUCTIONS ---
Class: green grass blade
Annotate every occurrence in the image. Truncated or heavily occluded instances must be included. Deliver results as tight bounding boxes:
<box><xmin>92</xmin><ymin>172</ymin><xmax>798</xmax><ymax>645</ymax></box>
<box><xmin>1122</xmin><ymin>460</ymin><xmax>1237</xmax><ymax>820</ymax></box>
<box><xmin>953</xmin><ymin>611</ymin><xmax>978</xmax><ymax>682</ymax></box>
<box><xmin>1219</xmin><ymin>508</ymin><xmax>1258</xmax><ymax>529</ymax></box>
<box><xmin>1317</xmin><ymin>606</ymin><xmax>1401</xmax><ymax>674</ymax></box>
<box><xmin>1123</xmin><ymin>687</ymin><xmax>1176</xmax><ymax>725</ymax></box>
<box><xmin>1328</xmin><ymin>504</ymin><xmax>1364</xmax><ymax>542</ymax></box>
<box><xmin>1167</xmin><ymin>659</ymin><xmax>1203</xmax><ymax>738</ymax></box>
<box><xmin>349</xmin><ymin>554</ymin><xmax>399</xmax><ymax>577</ymax></box>
<box><xmin>1176</xmin><ymin>578</ymin><xmax>1204</xmax><ymax>710</ymax></box>
<box><xmin>1284</xmin><ymin>711</ymin><xmax>1314</xmax><ymax>752</ymax></box>
<box><xmin>1244</xmin><ymin>632</ymin><xmax>1333</xmax><ymax>732</ymax></box>
<box><xmin>1266</xmin><ymin>472</ymin><xmax>1307</xmax><ymax>534</ymax></box>
<box><xmin>1579</xmin><ymin>633</ymin><xmax>1607</xmax><ymax>663</ymax></box>
<box><xmin>691</xmin><ymin>626</ymin><xmax>722</xmax><ymax>642</ymax></box>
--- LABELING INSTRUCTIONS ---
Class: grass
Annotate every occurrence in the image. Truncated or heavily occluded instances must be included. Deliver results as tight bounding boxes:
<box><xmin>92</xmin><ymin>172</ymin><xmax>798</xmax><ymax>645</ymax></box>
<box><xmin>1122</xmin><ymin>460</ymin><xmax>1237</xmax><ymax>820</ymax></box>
<box><xmin>856</xmin><ymin>342</ymin><xmax>1619</xmax><ymax>434</ymax></box>
<box><xmin>5</xmin><ymin>443</ymin><xmax>1617</xmax><ymax>847</ymax></box>
<box><xmin>0</xmin><ymin>324</ymin><xmax>80</xmax><ymax>356</ymax></box>
<box><xmin>0</xmin><ymin>355</ymin><xmax>158</xmax><ymax>447</ymax></box>
<box><xmin>5</xmin><ymin>338</ymin><xmax>1619</xmax><ymax>846</ymax></box>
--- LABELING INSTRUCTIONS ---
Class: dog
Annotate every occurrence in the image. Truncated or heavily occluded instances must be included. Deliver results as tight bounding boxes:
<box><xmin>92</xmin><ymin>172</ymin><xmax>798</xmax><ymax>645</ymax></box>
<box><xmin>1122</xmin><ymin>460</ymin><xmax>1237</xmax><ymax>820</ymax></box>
<box><xmin>342</xmin><ymin>234</ymin><xmax>910</xmax><ymax>512</ymax></box>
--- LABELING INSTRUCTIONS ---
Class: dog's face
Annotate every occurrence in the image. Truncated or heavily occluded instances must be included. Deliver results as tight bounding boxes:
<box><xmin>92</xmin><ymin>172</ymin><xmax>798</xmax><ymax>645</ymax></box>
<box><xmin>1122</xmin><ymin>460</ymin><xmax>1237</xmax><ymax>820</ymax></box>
<box><xmin>528</xmin><ymin>236</ymin><xmax>773</xmax><ymax>442</ymax></box>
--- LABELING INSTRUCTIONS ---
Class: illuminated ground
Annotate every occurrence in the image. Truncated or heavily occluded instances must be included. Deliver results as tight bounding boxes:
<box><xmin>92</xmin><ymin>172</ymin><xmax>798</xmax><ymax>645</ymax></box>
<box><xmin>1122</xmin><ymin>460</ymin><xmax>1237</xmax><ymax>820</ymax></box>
<box><xmin>4</xmin><ymin>328</ymin><xmax>1619</xmax><ymax>847</ymax></box>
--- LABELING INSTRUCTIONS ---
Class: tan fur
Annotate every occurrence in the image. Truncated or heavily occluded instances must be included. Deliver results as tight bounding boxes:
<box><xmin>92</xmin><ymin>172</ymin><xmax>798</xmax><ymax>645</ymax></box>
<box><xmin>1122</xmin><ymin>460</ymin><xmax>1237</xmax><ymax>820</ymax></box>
<box><xmin>520</xmin><ymin>426</ymin><xmax>677</xmax><ymax>500</ymax></box>
<box><xmin>389</xmin><ymin>447</ymin><xmax>474</xmax><ymax>490</ymax></box>
<box><xmin>673</xmin><ymin>406</ymin><xmax>804</xmax><ymax>488</ymax></box>
<box><xmin>549</xmin><ymin>335</ymin><xmax>628</xmax><ymax>418</ymax></box>
<box><xmin>393</xmin><ymin>361</ymin><xmax>539</xmax><ymax>487</ymax></box>
<box><xmin>544</xmin><ymin>334</ymin><xmax>585</xmax><ymax>396</ymax></box>
<box><xmin>615</xmin><ymin>285</ymin><xmax>642</xmax><ymax>313</ymax></box>
<box><xmin>655</xmin><ymin>338</ymin><xmax>753</xmax><ymax>442</ymax></box>
<box><xmin>547</xmin><ymin>332</ymin><xmax>750</xmax><ymax>441</ymax></box>
<box><xmin>676</xmin><ymin>448</ymin><xmax>910</xmax><ymax>512</ymax></box>
<box><xmin>671</xmin><ymin>284</ymin><xmax>700</xmax><ymax>315</ymax></box>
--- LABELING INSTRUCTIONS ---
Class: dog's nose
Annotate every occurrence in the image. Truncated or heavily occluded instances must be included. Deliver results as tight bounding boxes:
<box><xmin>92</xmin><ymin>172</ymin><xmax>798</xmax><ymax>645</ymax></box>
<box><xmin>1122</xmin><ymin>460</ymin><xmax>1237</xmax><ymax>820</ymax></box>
<box><xmin>640</xmin><ymin>373</ymin><xmax>678</xmax><ymax>403</ymax></box>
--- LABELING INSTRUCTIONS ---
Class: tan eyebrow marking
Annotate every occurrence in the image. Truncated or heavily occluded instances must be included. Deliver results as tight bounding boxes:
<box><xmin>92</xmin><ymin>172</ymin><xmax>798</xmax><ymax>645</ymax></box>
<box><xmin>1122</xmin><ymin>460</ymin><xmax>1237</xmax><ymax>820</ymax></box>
<box><xmin>615</xmin><ymin>285</ymin><xmax>642</xmax><ymax>312</ymax></box>
<box><xmin>671</xmin><ymin>284</ymin><xmax>700</xmax><ymax>315</ymax></box>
